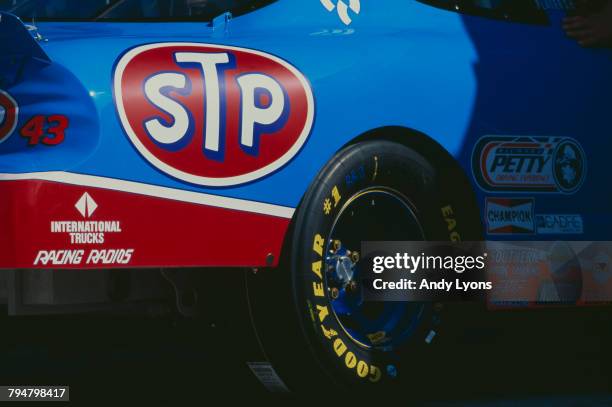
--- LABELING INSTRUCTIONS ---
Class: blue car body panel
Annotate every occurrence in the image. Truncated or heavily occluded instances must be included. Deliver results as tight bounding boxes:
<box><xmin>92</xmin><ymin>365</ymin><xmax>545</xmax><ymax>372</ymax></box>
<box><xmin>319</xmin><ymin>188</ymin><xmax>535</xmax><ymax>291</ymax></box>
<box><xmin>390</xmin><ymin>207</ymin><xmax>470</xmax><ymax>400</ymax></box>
<box><xmin>1</xmin><ymin>0</ymin><xmax>611</xmax><ymax>269</ymax></box>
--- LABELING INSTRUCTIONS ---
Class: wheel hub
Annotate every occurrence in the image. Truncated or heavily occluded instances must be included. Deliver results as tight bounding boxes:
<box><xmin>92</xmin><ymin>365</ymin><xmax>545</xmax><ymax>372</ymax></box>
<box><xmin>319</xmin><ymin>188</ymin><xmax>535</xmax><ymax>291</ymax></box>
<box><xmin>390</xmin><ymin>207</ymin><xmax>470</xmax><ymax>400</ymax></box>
<box><xmin>323</xmin><ymin>188</ymin><xmax>427</xmax><ymax>349</ymax></box>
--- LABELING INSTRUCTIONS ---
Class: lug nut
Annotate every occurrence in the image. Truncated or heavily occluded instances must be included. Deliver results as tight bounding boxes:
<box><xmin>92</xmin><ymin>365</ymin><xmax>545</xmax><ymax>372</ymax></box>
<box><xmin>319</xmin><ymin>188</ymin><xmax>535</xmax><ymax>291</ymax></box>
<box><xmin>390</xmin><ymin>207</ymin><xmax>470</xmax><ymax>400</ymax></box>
<box><xmin>332</xmin><ymin>240</ymin><xmax>342</xmax><ymax>252</ymax></box>
<box><xmin>330</xmin><ymin>287</ymin><xmax>339</xmax><ymax>299</ymax></box>
<box><xmin>346</xmin><ymin>280</ymin><xmax>358</xmax><ymax>292</ymax></box>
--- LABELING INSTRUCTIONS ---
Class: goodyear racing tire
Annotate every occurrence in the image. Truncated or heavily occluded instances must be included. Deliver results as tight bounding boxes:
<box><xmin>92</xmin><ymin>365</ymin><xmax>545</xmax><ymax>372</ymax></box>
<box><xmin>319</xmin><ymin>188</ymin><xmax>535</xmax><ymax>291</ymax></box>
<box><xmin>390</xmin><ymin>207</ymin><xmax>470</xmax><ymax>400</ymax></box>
<box><xmin>247</xmin><ymin>140</ymin><xmax>481</xmax><ymax>393</ymax></box>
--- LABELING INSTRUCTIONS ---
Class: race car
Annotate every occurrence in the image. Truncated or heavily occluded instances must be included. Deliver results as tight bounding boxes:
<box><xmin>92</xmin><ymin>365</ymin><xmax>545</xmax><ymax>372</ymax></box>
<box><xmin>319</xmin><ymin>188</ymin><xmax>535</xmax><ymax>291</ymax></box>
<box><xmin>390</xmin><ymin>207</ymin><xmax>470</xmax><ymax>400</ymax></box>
<box><xmin>0</xmin><ymin>0</ymin><xmax>611</xmax><ymax>393</ymax></box>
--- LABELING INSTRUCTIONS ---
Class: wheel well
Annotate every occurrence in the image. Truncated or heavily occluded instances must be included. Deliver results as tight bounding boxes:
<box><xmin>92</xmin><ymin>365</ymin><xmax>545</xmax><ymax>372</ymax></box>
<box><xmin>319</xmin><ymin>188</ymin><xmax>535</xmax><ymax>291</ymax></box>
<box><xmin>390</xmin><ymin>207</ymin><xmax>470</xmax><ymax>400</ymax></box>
<box><xmin>282</xmin><ymin>126</ymin><xmax>483</xmax><ymax>263</ymax></box>
<box><xmin>344</xmin><ymin>126</ymin><xmax>483</xmax><ymax>239</ymax></box>
<box><xmin>345</xmin><ymin>126</ymin><xmax>472</xmax><ymax>192</ymax></box>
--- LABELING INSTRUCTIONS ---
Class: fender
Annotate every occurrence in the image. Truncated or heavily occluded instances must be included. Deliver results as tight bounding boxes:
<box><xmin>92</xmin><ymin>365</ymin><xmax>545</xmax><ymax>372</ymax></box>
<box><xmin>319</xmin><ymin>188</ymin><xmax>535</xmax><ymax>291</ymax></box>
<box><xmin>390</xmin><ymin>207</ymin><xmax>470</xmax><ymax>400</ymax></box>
<box><xmin>0</xmin><ymin>12</ymin><xmax>50</xmax><ymax>87</ymax></box>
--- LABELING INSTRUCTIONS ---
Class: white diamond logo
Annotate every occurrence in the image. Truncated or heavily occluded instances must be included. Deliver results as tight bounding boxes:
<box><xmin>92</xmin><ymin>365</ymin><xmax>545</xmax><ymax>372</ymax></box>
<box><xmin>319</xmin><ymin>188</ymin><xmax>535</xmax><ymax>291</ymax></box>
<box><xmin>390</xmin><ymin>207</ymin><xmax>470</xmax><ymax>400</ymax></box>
<box><xmin>75</xmin><ymin>192</ymin><xmax>98</xmax><ymax>218</ymax></box>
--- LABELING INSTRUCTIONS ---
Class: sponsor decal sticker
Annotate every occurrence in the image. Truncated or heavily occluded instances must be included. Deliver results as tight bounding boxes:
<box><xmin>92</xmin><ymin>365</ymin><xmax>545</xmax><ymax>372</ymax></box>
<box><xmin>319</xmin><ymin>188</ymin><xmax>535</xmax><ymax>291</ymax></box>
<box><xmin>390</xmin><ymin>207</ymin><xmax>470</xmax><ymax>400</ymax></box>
<box><xmin>486</xmin><ymin>198</ymin><xmax>535</xmax><ymax>235</ymax></box>
<box><xmin>113</xmin><ymin>43</ymin><xmax>314</xmax><ymax>187</ymax></box>
<box><xmin>0</xmin><ymin>178</ymin><xmax>290</xmax><ymax>269</ymax></box>
<box><xmin>74</xmin><ymin>192</ymin><xmax>98</xmax><ymax>218</ymax></box>
<box><xmin>20</xmin><ymin>115</ymin><xmax>68</xmax><ymax>147</ymax></box>
<box><xmin>320</xmin><ymin>0</ymin><xmax>361</xmax><ymax>25</ymax></box>
<box><xmin>552</xmin><ymin>139</ymin><xmax>586</xmax><ymax>193</ymax></box>
<box><xmin>34</xmin><ymin>192</ymin><xmax>134</xmax><ymax>266</ymax></box>
<box><xmin>536</xmin><ymin>214</ymin><xmax>584</xmax><ymax>235</ymax></box>
<box><xmin>0</xmin><ymin>90</ymin><xmax>18</xmax><ymax>144</ymax></box>
<box><xmin>472</xmin><ymin>136</ymin><xmax>586</xmax><ymax>194</ymax></box>
<box><xmin>485</xmin><ymin>198</ymin><xmax>585</xmax><ymax>236</ymax></box>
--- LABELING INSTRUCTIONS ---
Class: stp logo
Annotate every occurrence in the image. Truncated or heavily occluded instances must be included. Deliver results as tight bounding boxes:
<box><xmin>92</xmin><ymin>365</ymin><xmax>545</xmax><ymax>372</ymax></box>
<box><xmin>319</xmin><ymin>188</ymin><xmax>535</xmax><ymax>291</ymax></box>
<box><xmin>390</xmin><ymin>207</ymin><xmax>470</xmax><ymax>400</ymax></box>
<box><xmin>0</xmin><ymin>90</ymin><xmax>19</xmax><ymax>144</ymax></box>
<box><xmin>113</xmin><ymin>43</ymin><xmax>315</xmax><ymax>187</ymax></box>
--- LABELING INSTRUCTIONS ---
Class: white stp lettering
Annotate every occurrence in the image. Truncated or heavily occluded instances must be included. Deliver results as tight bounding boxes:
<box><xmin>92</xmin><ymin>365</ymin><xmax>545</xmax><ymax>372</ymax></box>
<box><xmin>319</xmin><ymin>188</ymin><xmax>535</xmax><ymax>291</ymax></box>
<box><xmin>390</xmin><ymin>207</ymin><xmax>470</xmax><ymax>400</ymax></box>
<box><xmin>143</xmin><ymin>72</ymin><xmax>189</xmax><ymax>144</ymax></box>
<box><xmin>175</xmin><ymin>52</ymin><xmax>231</xmax><ymax>155</ymax></box>
<box><xmin>237</xmin><ymin>74</ymin><xmax>285</xmax><ymax>152</ymax></box>
<box><xmin>143</xmin><ymin>51</ymin><xmax>287</xmax><ymax>159</ymax></box>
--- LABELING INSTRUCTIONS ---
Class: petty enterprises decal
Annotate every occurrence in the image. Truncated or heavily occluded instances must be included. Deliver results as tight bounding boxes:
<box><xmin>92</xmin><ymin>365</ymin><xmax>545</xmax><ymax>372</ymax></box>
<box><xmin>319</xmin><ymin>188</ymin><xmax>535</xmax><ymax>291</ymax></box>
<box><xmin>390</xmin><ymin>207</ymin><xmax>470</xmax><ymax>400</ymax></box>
<box><xmin>0</xmin><ymin>90</ymin><xmax>18</xmax><ymax>144</ymax></box>
<box><xmin>113</xmin><ymin>43</ymin><xmax>315</xmax><ymax>187</ymax></box>
<box><xmin>472</xmin><ymin>136</ymin><xmax>586</xmax><ymax>193</ymax></box>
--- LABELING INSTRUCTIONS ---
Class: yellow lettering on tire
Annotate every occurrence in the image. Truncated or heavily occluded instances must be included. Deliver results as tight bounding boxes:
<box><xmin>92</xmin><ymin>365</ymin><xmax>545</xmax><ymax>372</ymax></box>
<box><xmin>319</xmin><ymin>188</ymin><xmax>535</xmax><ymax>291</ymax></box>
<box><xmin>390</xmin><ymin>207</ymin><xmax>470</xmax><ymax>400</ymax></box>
<box><xmin>441</xmin><ymin>205</ymin><xmax>454</xmax><ymax>218</ymax></box>
<box><xmin>369</xmin><ymin>365</ymin><xmax>382</xmax><ymax>383</ymax></box>
<box><xmin>312</xmin><ymin>260</ymin><xmax>322</xmax><ymax>279</ymax></box>
<box><xmin>445</xmin><ymin>216</ymin><xmax>457</xmax><ymax>232</ymax></box>
<box><xmin>313</xmin><ymin>234</ymin><xmax>324</xmax><ymax>257</ymax></box>
<box><xmin>321</xmin><ymin>324</ymin><xmax>338</xmax><ymax>339</ymax></box>
<box><xmin>357</xmin><ymin>360</ymin><xmax>369</xmax><ymax>378</ymax></box>
<box><xmin>441</xmin><ymin>205</ymin><xmax>462</xmax><ymax>242</ymax></box>
<box><xmin>317</xmin><ymin>305</ymin><xmax>329</xmax><ymax>322</ymax></box>
<box><xmin>345</xmin><ymin>352</ymin><xmax>357</xmax><ymax>369</ymax></box>
<box><xmin>313</xmin><ymin>281</ymin><xmax>324</xmax><ymax>297</ymax></box>
<box><xmin>332</xmin><ymin>186</ymin><xmax>342</xmax><ymax>207</ymax></box>
<box><xmin>333</xmin><ymin>338</ymin><xmax>347</xmax><ymax>357</ymax></box>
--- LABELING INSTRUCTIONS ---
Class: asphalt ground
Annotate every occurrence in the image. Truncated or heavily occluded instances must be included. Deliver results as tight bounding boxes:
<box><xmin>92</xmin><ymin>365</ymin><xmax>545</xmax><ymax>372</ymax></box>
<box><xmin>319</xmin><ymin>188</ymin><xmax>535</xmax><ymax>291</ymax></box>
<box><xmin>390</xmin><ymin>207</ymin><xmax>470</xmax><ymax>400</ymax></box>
<box><xmin>0</xmin><ymin>304</ymin><xmax>611</xmax><ymax>404</ymax></box>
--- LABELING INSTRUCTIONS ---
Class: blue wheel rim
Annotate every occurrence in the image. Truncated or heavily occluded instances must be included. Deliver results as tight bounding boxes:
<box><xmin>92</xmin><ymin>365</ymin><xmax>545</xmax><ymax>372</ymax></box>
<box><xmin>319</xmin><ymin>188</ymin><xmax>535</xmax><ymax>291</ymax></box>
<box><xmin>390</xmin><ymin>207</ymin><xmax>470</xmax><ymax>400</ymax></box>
<box><xmin>324</xmin><ymin>188</ymin><xmax>426</xmax><ymax>350</ymax></box>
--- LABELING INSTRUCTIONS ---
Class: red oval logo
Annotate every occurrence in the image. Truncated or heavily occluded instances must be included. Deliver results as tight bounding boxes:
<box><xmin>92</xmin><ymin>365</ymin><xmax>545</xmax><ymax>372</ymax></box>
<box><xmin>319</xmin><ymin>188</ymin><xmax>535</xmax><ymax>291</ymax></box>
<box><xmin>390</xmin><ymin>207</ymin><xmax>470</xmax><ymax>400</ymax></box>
<box><xmin>114</xmin><ymin>43</ymin><xmax>315</xmax><ymax>187</ymax></box>
<box><xmin>0</xmin><ymin>90</ymin><xmax>18</xmax><ymax>144</ymax></box>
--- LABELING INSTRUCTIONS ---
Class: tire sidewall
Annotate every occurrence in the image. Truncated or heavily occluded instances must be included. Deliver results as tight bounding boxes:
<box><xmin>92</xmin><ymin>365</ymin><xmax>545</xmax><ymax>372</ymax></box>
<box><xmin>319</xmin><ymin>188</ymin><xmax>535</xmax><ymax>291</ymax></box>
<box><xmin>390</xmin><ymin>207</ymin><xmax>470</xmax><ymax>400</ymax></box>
<box><xmin>290</xmin><ymin>140</ymin><xmax>457</xmax><ymax>388</ymax></box>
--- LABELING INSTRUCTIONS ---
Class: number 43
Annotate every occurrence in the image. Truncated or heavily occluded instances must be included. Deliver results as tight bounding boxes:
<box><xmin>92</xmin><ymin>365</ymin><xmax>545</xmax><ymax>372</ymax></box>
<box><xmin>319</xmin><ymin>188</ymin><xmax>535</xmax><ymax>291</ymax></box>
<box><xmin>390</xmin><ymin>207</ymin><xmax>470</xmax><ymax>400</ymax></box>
<box><xmin>20</xmin><ymin>115</ymin><xmax>68</xmax><ymax>146</ymax></box>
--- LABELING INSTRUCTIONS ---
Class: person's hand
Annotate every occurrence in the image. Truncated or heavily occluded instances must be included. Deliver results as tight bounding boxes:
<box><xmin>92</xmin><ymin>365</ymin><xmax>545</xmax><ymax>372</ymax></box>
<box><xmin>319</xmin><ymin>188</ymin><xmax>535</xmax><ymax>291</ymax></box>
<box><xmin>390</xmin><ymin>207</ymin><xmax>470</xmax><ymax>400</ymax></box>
<box><xmin>563</xmin><ymin>3</ymin><xmax>612</xmax><ymax>47</ymax></box>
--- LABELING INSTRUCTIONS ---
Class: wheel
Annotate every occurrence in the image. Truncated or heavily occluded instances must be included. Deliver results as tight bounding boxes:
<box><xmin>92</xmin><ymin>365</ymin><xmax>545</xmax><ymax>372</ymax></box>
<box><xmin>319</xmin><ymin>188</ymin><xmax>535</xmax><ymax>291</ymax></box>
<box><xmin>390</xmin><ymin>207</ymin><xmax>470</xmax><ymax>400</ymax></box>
<box><xmin>247</xmin><ymin>139</ymin><xmax>481</xmax><ymax>393</ymax></box>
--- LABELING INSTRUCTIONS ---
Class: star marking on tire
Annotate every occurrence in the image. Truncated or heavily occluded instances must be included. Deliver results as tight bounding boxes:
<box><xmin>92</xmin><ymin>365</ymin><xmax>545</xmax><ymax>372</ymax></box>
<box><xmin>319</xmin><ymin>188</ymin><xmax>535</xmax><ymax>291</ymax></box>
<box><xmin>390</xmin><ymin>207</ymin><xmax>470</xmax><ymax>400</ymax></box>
<box><xmin>323</xmin><ymin>198</ymin><xmax>333</xmax><ymax>215</ymax></box>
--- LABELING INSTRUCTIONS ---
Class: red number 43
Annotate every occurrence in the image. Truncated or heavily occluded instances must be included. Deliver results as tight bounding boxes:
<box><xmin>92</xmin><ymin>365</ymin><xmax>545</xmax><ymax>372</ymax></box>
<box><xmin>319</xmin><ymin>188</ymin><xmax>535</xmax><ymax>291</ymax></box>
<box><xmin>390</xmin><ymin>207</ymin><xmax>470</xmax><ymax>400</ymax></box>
<box><xmin>20</xmin><ymin>115</ymin><xmax>69</xmax><ymax>146</ymax></box>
